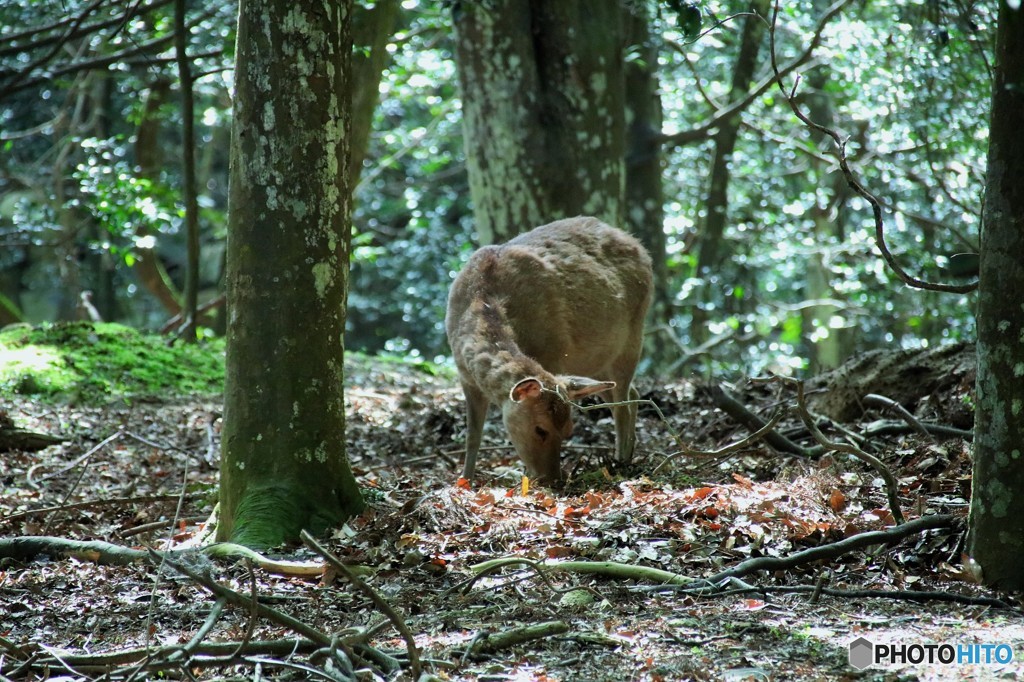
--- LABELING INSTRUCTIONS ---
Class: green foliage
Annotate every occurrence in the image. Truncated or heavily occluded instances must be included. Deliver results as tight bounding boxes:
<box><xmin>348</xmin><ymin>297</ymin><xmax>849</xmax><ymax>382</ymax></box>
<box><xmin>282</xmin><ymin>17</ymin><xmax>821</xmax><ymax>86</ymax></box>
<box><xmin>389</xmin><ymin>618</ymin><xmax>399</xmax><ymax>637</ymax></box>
<box><xmin>0</xmin><ymin>322</ymin><xmax>225</xmax><ymax>403</ymax></box>
<box><xmin>659</xmin><ymin>0</ymin><xmax>990</xmax><ymax>372</ymax></box>
<box><xmin>348</xmin><ymin>3</ymin><xmax>472</xmax><ymax>358</ymax></box>
<box><xmin>73</xmin><ymin>137</ymin><xmax>182</xmax><ymax>264</ymax></box>
<box><xmin>0</xmin><ymin>0</ymin><xmax>996</xmax><ymax>373</ymax></box>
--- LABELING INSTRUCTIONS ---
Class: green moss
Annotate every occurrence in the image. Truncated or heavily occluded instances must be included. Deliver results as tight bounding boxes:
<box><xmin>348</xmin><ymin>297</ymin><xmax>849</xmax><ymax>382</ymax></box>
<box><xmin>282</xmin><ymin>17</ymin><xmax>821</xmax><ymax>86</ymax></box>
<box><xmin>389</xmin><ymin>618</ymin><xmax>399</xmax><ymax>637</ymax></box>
<box><xmin>370</xmin><ymin>351</ymin><xmax>456</xmax><ymax>379</ymax></box>
<box><xmin>0</xmin><ymin>321</ymin><xmax>225</xmax><ymax>404</ymax></box>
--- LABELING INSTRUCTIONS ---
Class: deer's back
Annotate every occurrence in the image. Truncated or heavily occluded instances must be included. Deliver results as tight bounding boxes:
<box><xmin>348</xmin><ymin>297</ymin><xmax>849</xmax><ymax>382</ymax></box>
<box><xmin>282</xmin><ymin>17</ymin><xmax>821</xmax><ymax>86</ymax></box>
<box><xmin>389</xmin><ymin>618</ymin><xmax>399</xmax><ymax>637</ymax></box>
<box><xmin>447</xmin><ymin>217</ymin><xmax>652</xmax><ymax>378</ymax></box>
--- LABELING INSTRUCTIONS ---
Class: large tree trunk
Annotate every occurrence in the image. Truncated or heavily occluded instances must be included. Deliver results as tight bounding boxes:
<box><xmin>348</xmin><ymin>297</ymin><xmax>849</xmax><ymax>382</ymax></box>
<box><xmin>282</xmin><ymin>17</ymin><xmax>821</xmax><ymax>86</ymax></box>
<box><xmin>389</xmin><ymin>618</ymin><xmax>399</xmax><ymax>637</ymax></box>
<box><xmin>218</xmin><ymin>0</ymin><xmax>363</xmax><ymax>548</ymax></box>
<box><xmin>966</xmin><ymin>0</ymin><xmax>1024</xmax><ymax>591</ymax></box>
<box><xmin>452</xmin><ymin>0</ymin><xmax>625</xmax><ymax>244</ymax></box>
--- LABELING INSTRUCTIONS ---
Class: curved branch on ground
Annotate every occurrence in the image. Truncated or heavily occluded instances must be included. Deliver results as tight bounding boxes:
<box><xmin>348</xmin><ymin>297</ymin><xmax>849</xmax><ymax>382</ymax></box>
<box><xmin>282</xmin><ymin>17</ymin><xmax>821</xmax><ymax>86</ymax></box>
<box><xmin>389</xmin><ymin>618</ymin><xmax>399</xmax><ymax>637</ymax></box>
<box><xmin>701</xmin><ymin>513</ymin><xmax>957</xmax><ymax>585</ymax></box>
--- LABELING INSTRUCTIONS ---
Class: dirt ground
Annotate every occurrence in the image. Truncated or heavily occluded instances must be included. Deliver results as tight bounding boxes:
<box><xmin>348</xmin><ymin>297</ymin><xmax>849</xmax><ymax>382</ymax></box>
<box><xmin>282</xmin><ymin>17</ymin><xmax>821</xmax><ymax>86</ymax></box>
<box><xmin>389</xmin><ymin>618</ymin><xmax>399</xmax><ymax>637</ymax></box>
<box><xmin>1</xmin><ymin>354</ymin><xmax>1021</xmax><ymax>681</ymax></box>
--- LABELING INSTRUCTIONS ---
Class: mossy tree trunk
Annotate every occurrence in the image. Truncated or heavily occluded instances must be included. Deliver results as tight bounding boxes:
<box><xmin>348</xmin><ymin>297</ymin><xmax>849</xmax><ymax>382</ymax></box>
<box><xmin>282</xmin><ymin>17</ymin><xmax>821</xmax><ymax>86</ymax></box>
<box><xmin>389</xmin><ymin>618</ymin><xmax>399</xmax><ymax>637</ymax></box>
<box><xmin>966</xmin><ymin>0</ymin><xmax>1024</xmax><ymax>590</ymax></box>
<box><xmin>451</xmin><ymin>0</ymin><xmax>625</xmax><ymax>245</ymax></box>
<box><xmin>217</xmin><ymin>0</ymin><xmax>363</xmax><ymax>548</ymax></box>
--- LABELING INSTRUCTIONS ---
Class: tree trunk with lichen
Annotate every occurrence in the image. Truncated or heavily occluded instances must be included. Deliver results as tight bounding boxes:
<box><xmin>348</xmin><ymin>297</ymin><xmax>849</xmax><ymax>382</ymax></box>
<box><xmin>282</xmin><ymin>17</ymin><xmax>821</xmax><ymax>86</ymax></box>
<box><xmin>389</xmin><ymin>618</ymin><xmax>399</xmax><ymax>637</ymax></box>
<box><xmin>451</xmin><ymin>0</ymin><xmax>625</xmax><ymax>245</ymax></box>
<box><xmin>217</xmin><ymin>0</ymin><xmax>363</xmax><ymax>549</ymax></box>
<box><xmin>966</xmin><ymin>0</ymin><xmax>1024</xmax><ymax>591</ymax></box>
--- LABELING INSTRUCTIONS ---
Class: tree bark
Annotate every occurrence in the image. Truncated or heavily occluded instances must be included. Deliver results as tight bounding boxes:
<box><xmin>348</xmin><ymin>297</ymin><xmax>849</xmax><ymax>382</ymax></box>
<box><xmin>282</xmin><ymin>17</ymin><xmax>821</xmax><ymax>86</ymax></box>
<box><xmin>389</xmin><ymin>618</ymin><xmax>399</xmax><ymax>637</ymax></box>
<box><xmin>452</xmin><ymin>0</ymin><xmax>625</xmax><ymax>244</ymax></box>
<box><xmin>623</xmin><ymin>1</ymin><xmax>670</xmax><ymax>349</ymax></box>
<box><xmin>174</xmin><ymin>0</ymin><xmax>199</xmax><ymax>341</ymax></box>
<box><xmin>691</xmin><ymin>0</ymin><xmax>768</xmax><ymax>343</ymax></box>
<box><xmin>133</xmin><ymin>78</ymin><xmax>184</xmax><ymax>318</ymax></box>
<box><xmin>349</xmin><ymin>0</ymin><xmax>400</xmax><ymax>183</ymax></box>
<box><xmin>966</xmin><ymin>0</ymin><xmax>1024</xmax><ymax>591</ymax></box>
<box><xmin>218</xmin><ymin>0</ymin><xmax>363</xmax><ymax>548</ymax></box>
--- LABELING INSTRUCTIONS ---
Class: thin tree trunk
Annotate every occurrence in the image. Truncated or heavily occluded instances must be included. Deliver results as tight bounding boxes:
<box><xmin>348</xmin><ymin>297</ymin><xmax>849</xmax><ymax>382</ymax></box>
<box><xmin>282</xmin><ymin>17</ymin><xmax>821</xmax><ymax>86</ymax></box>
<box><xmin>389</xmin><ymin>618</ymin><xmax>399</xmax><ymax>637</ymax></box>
<box><xmin>134</xmin><ymin>79</ymin><xmax>184</xmax><ymax>318</ymax></box>
<box><xmin>623</xmin><ymin>0</ymin><xmax>669</xmax><ymax>356</ymax></box>
<box><xmin>350</xmin><ymin>0</ymin><xmax>400</xmax><ymax>183</ymax></box>
<box><xmin>801</xmin><ymin>49</ymin><xmax>852</xmax><ymax>372</ymax></box>
<box><xmin>174</xmin><ymin>0</ymin><xmax>199</xmax><ymax>341</ymax></box>
<box><xmin>691</xmin><ymin>0</ymin><xmax>768</xmax><ymax>343</ymax></box>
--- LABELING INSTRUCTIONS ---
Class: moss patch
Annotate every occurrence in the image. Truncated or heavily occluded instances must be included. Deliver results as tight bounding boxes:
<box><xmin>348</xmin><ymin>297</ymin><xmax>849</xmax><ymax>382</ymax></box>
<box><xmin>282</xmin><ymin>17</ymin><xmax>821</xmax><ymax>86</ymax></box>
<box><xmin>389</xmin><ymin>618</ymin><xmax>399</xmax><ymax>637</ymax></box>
<box><xmin>0</xmin><ymin>322</ymin><xmax>225</xmax><ymax>404</ymax></box>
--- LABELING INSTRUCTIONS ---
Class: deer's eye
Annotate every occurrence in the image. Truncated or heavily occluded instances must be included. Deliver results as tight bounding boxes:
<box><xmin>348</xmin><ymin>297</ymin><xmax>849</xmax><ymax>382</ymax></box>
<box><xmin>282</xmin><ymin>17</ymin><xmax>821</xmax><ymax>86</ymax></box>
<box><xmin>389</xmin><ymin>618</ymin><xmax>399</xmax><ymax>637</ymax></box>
<box><xmin>535</xmin><ymin>426</ymin><xmax>549</xmax><ymax>441</ymax></box>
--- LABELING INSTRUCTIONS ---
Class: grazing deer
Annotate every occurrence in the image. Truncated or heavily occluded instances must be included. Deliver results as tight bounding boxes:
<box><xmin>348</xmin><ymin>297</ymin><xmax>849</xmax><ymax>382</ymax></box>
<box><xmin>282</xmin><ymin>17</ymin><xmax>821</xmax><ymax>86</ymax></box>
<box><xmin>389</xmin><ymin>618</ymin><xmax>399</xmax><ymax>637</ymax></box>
<box><xmin>446</xmin><ymin>216</ymin><xmax>653</xmax><ymax>484</ymax></box>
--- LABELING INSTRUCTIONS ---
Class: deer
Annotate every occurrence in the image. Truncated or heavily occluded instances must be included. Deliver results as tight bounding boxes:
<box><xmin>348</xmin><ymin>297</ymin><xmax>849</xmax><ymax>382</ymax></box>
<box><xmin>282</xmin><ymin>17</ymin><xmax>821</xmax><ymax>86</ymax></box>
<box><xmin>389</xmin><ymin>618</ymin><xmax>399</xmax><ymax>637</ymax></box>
<box><xmin>445</xmin><ymin>216</ymin><xmax>653</xmax><ymax>485</ymax></box>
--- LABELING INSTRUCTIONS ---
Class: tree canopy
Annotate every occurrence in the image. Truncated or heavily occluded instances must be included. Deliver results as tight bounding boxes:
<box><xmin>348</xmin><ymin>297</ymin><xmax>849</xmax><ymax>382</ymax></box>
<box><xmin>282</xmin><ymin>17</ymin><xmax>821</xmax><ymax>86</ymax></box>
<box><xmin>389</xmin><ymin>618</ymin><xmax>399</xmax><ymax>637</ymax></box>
<box><xmin>0</xmin><ymin>0</ymin><xmax>992</xmax><ymax>374</ymax></box>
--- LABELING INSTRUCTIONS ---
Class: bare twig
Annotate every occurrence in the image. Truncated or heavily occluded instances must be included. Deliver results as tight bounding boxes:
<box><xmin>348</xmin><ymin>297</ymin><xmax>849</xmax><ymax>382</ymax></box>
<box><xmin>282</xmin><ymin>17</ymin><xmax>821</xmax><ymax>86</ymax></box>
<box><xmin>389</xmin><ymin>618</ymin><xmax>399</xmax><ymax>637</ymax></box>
<box><xmin>118</xmin><ymin>515</ymin><xmax>208</xmax><ymax>539</ymax></box>
<box><xmin>27</xmin><ymin>429</ymin><xmax>123</xmax><ymax>489</ymax></box>
<box><xmin>0</xmin><ymin>0</ymin><xmax>175</xmax><ymax>58</ymax></box>
<box><xmin>766</xmin><ymin>1</ymin><xmax>977</xmax><ymax>295</ymax></box>
<box><xmin>654</xmin><ymin>408</ymin><xmax>787</xmax><ymax>473</ymax></box>
<box><xmin>662</xmin><ymin>0</ymin><xmax>851</xmax><ymax>148</ymax></box>
<box><xmin>766</xmin><ymin>376</ymin><xmax>906</xmax><ymax>524</ymax></box>
<box><xmin>1</xmin><ymin>493</ymin><xmax>199</xmax><ymax>524</ymax></box>
<box><xmin>168</xmin><ymin>597</ymin><xmax>227</xmax><ymax>662</ymax></box>
<box><xmin>148</xmin><ymin>548</ymin><xmax>336</xmax><ymax>647</ymax></box>
<box><xmin>862</xmin><ymin>393</ymin><xmax>935</xmax><ymax>441</ymax></box>
<box><xmin>299</xmin><ymin>530</ymin><xmax>422</xmax><ymax>679</ymax></box>
<box><xmin>708</xmin><ymin>384</ymin><xmax>810</xmax><ymax>457</ymax></box>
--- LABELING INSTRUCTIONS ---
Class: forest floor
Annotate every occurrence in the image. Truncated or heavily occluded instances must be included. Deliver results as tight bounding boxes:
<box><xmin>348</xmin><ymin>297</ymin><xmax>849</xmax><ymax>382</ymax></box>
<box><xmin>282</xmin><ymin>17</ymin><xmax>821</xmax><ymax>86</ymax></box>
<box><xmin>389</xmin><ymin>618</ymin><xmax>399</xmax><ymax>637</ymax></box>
<box><xmin>1</xmin><ymin>326</ymin><xmax>1021</xmax><ymax>681</ymax></box>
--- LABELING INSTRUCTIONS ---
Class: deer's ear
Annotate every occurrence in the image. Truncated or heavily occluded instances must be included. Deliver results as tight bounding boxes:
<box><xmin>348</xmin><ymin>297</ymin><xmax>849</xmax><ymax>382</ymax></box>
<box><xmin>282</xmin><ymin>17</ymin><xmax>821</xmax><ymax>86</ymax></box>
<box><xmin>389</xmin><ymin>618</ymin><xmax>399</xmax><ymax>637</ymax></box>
<box><xmin>562</xmin><ymin>376</ymin><xmax>615</xmax><ymax>400</ymax></box>
<box><xmin>510</xmin><ymin>378</ymin><xmax>544</xmax><ymax>402</ymax></box>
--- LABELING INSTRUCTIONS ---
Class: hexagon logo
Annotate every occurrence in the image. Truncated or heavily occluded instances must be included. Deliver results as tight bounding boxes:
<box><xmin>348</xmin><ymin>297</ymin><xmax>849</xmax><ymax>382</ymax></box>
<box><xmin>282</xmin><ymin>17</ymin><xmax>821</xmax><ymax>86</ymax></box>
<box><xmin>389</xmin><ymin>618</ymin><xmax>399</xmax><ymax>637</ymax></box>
<box><xmin>849</xmin><ymin>636</ymin><xmax>874</xmax><ymax>670</ymax></box>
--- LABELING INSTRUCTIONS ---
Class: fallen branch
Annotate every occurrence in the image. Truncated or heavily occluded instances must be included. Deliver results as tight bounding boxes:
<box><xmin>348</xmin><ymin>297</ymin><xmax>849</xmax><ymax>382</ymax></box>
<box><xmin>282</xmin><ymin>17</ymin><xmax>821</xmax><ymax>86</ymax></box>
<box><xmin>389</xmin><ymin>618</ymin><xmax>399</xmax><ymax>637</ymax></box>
<box><xmin>713</xmin><ymin>584</ymin><xmax>1014</xmax><ymax>609</ymax></box>
<box><xmin>0</xmin><ymin>534</ymin><xmax>331</xmax><ymax>577</ymax></box>
<box><xmin>0</xmin><ymin>638</ymin><xmax>322</xmax><ymax>673</ymax></box>
<box><xmin>708</xmin><ymin>384</ymin><xmax>811</xmax><ymax>457</ymax></box>
<box><xmin>0</xmin><ymin>535</ymin><xmax>151</xmax><ymax>566</ymax></box>
<box><xmin>664</xmin><ymin>514</ymin><xmax>956</xmax><ymax>591</ymax></box>
<box><xmin>468</xmin><ymin>557</ymin><xmax>690</xmax><ymax>587</ymax></box>
<box><xmin>862</xmin><ymin>420</ymin><xmax>973</xmax><ymax>441</ymax></box>
<box><xmin>468</xmin><ymin>621</ymin><xmax>569</xmax><ymax>656</ymax></box>
<box><xmin>654</xmin><ymin>407</ymin><xmax>788</xmax><ymax>473</ymax></box>
<box><xmin>862</xmin><ymin>393</ymin><xmax>934</xmax><ymax>441</ymax></box>
<box><xmin>0</xmin><ymin>426</ymin><xmax>63</xmax><ymax>452</ymax></box>
<box><xmin>300</xmin><ymin>529</ymin><xmax>421</xmax><ymax>679</ymax></box>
